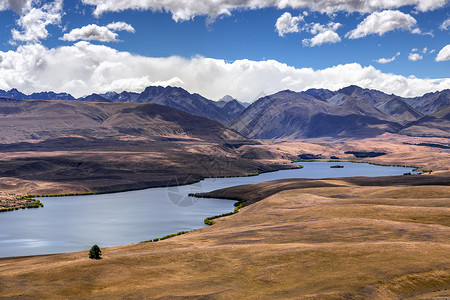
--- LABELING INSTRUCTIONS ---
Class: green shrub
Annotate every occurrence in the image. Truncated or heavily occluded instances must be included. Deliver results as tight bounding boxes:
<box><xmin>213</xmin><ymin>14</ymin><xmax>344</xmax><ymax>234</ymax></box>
<box><xmin>88</xmin><ymin>244</ymin><xmax>102</xmax><ymax>259</ymax></box>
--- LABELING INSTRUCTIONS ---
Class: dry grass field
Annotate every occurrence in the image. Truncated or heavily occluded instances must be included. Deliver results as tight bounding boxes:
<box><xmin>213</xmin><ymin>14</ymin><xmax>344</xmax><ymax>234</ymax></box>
<box><xmin>0</xmin><ymin>135</ymin><xmax>449</xmax><ymax>299</ymax></box>
<box><xmin>0</xmin><ymin>173</ymin><xmax>448</xmax><ymax>299</ymax></box>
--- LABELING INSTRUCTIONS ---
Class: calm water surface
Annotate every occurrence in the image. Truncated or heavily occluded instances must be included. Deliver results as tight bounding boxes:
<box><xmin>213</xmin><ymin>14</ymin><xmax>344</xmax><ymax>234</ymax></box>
<box><xmin>0</xmin><ymin>162</ymin><xmax>415</xmax><ymax>257</ymax></box>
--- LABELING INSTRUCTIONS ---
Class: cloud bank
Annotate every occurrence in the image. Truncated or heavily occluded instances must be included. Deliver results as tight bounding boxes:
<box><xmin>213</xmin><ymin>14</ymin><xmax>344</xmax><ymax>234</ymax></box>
<box><xmin>81</xmin><ymin>0</ymin><xmax>448</xmax><ymax>20</ymax></box>
<box><xmin>0</xmin><ymin>42</ymin><xmax>449</xmax><ymax>101</ymax></box>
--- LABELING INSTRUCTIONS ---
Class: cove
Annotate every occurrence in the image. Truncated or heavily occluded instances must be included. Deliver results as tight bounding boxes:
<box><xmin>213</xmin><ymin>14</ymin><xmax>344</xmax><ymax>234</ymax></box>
<box><xmin>0</xmin><ymin>162</ymin><xmax>416</xmax><ymax>257</ymax></box>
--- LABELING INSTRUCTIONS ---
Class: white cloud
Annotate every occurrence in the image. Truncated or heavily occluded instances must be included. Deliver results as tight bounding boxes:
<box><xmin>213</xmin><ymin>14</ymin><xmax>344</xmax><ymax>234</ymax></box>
<box><xmin>61</xmin><ymin>22</ymin><xmax>135</xmax><ymax>42</ymax></box>
<box><xmin>80</xmin><ymin>0</ymin><xmax>448</xmax><ymax>20</ymax></box>
<box><xmin>274</xmin><ymin>11</ymin><xmax>342</xmax><ymax>46</ymax></box>
<box><xmin>436</xmin><ymin>44</ymin><xmax>450</xmax><ymax>61</ymax></box>
<box><xmin>422</xmin><ymin>47</ymin><xmax>428</xmax><ymax>53</ymax></box>
<box><xmin>275</xmin><ymin>12</ymin><xmax>303</xmax><ymax>37</ymax></box>
<box><xmin>408</xmin><ymin>52</ymin><xmax>423</xmax><ymax>61</ymax></box>
<box><xmin>302</xmin><ymin>30</ymin><xmax>341</xmax><ymax>47</ymax></box>
<box><xmin>61</xmin><ymin>24</ymin><xmax>118</xmax><ymax>42</ymax></box>
<box><xmin>440</xmin><ymin>18</ymin><xmax>450</xmax><ymax>30</ymax></box>
<box><xmin>11</xmin><ymin>0</ymin><xmax>62</xmax><ymax>43</ymax></box>
<box><xmin>376</xmin><ymin>52</ymin><xmax>400</xmax><ymax>64</ymax></box>
<box><xmin>411</xmin><ymin>48</ymin><xmax>418</xmax><ymax>52</ymax></box>
<box><xmin>0</xmin><ymin>42</ymin><xmax>449</xmax><ymax>101</ymax></box>
<box><xmin>300</xmin><ymin>21</ymin><xmax>342</xmax><ymax>47</ymax></box>
<box><xmin>0</xmin><ymin>0</ymin><xmax>32</xmax><ymax>14</ymax></box>
<box><xmin>308</xmin><ymin>22</ymin><xmax>341</xmax><ymax>34</ymax></box>
<box><xmin>346</xmin><ymin>10</ymin><xmax>418</xmax><ymax>39</ymax></box>
<box><xmin>106</xmin><ymin>21</ymin><xmax>135</xmax><ymax>33</ymax></box>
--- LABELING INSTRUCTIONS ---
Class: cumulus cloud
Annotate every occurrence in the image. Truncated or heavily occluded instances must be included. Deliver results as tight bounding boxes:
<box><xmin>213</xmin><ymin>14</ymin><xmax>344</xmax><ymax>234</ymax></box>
<box><xmin>308</xmin><ymin>22</ymin><xmax>341</xmax><ymax>34</ymax></box>
<box><xmin>440</xmin><ymin>18</ymin><xmax>450</xmax><ymax>30</ymax></box>
<box><xmin>301</xmin><ymin>21</ymin><xmax>341</xmax><ymax>47</ymax></box>
<box><xmin>275</xmin><ymin>12</ymin><xmax>303</xmax><ymax>37</ymax></box>
<box><xmin>11</xmin><ymin>0</ymin><xmax>62</xmax><ymax>43</ymax></box>
<box><xmin>0</xmin><ymin>42</ymin><xmax>449</xmax><ymax>101</ymax></box>
<box><xmin>61</xmin><ymin>22</ymin><xmax>134</xmax><ymax>42</ymax></box>
<box><xmin>106</xmin><ymin>21</ymin><xmax>135</xmax><ymax>32</ymax></box>
<box><xmin>408</xmin><ymin>52</ymin><xmax>423</xmax><ymax>61</ymax></box>
<box><xmin>376</xmin><ymin>52</ymin><xmax>400</xmax><ymax>64</ymax></box>
<box><xmin>346</xmin><ymin>10</ymin><xmax>418</xmax><ymax>39</ymax></box>
<box><xmin>0</xmin><ymin>0</ymin><xmax>32</xmax><ymax>14</ymax></box>
<box><xmin>80</xmin><ymin>0</ymin><xmax>448</xmax><ymax>20</ymax></box>
<box><xmin>61</xmin><ymin>24</ymin><xmax>118</xmax><ymax>42</ymax></box>
<box><xmin>302</xmin><ymin>30</ymin><xmax>341</xmax><ymax>47</ymax></box>
<box><xmin>436</xmin><ymin>44</ymin><xmax>450</xmax><ymax>61</ymax></box>
<box><xmin>275</xmin><ymin>10</ymin><xmax>343</xmax><ymax>44</ymax></box>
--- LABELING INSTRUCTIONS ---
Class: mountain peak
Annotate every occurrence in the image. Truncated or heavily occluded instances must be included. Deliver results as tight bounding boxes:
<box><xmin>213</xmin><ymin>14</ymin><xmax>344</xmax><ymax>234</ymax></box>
<box><xmin>219</xmin><ymin>95</ymin><xmax>236</xmax><ymax>102</ymax></box>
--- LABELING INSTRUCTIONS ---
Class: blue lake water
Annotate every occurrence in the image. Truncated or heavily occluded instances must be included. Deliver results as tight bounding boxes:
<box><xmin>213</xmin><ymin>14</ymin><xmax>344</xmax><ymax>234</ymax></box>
<box><xmin>0</xmin><ymin>162</ymin><xmax>415</xmax><ymax>257</ymax></box>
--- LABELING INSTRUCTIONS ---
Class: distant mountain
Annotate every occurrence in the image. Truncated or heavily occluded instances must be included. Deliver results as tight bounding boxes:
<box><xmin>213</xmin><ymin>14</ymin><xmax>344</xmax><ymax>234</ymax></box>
<box><xmin>0</xmin><ymin>89</ymin><xmax>75</xmax><ymax>101</ymax></box>
<box><xmin>400</xmin><ymin>106</ymin><xmax>450</xmax><ymax>138</ymax></box>
<box><xmin>326</xmin><ymin>93</ymin><xmax>395</xmax><ymax>122</ymax></box>
<box><xmin>375</xmin><ymin>96</ymin><xmax>423</xmax><ymax>124</ymax></box>
<box><xmin>337</xmin><ymin>85</ymin><xmax>392</xmax><ymax>106</ymax></box>
<box><xmin>0</xmin><ymin>97</ymin><xmax>243</xmax><ymax>145</ymax></box>
<box><xmin>79</xmin><ymin>93</ymin><xmax>111</xmax><ymax>102</ymax></box>
<box><xmin>0</xmin><ymin>88</ymin><xmax>27</xmax><ymax>100</ymax></box>
<box><xmin>218</xmin><ymin>95</ymin><xmax>251</xmax><ymax>108</ymax></box>
<box><xmin>103</xmin><ymin>91</ymin><xmax>140</xmax><ymax>102</ymax></box>
<box><xmin>1</xmin><ymin>85</ymin><xmax>448</xmax><ymax>138</ymax></box>
<box><xmin>28</xmin><ymin>92</ymin><xmax>75</xmax><ymax>101</ymax></box>
<box><xmin>81</xmin><ymin>86</ymin><xmax>240</xmax><ymax>125</ymax></box>
<box><xmin>229</xmin><ymin>90</ymin><xmax>401</xmax><ymax>139</ymax></box>
<box><xmin>132</xmin><ymin>86</ymin><xmax>235</xmax><ymax>125</ymax></box>
<box><xmin>216</xmin><ymin>99</ymin><xmax>246</xmax><ymax>121</ymax></box>
<box><xmin>404</xmin><ymin>89</ymin><xmax>450</xmax><ymax>115</ymax></box>
<box><xmin>304</xmin><ymin>88</ymin><xmax>336</xmax><ymax>101</ymax></box>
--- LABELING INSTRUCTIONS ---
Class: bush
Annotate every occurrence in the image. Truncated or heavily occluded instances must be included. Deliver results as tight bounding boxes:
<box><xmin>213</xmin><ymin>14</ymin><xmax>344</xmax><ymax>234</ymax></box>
<box><xmin>89</xmin><ymin>244</ymin><xmax>102</xmax><ymax>260</ymax></box>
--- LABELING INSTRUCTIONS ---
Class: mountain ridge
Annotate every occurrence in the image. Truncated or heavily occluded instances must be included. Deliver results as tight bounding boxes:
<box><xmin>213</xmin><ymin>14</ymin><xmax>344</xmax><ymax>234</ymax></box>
<box><xmin>1</xmin><ymin>85</ymin><xmax>449</xmax><ymax>139</ymax></box>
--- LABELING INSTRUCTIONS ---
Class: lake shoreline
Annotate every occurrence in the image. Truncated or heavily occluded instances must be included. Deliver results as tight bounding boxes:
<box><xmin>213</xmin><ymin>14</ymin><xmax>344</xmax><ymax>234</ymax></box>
<box><xmin>0</xmin><ymin>161</ymin><xmax>422</xmax><ymax>258</ymax></box>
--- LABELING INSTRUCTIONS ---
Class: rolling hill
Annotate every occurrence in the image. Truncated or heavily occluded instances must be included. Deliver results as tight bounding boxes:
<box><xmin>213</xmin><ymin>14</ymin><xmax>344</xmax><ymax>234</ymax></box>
<box><xmin>0</xmin><ymin>97</ymin><xmax>242</xmax><ymax>145</ymax></box>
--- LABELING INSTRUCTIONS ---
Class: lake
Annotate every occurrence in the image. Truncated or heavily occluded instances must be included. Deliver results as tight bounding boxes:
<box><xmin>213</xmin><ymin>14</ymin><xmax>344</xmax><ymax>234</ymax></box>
<box><xmin>0</xmin><ymin>161</ymin><xmax>415</xmax><ymax>257</ymax></box>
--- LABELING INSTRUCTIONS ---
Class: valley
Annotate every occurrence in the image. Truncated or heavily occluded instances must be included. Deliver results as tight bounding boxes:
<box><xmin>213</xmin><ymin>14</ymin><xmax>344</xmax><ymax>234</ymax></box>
<box><xmin>0</xmin><ymin>85</ymin><xmax>449</xmax><ymax>299</ymax></box>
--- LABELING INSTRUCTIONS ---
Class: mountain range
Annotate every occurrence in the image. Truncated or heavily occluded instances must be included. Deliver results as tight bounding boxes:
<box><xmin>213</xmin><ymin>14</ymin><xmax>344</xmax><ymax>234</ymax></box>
<box><xmin>0</xmin><ymin>85</ymin><xmax>449</xmax><ymax>139</ymax></box>
<box><xmin>231</xmin><ymin>86</ymin><xmax>449</xmax><ymax>139</ymax></box>
<box><xmin>0</xmin><ymin>86</ymin><xmax>247</xmax><ymax>126</ymax></box>
<box><xmin>0</xmin><ymin>97</ymin><xmax>242</xmax><ymax>146</ymax></box>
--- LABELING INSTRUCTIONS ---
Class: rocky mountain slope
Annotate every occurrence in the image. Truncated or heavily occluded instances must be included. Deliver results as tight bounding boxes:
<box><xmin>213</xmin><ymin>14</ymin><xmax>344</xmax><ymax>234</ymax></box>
<box><xmin>1</xmin><ymin>85</ymin><xmax>448</xmax><ymax>139</ymax></box>
<box><xmin>0</xmin><ymin>97</ymin><xmax>242</xmax><ymax>145</ymax></box>
<box><xmin>229</xmin><ymin>90</ymin><xmax>402</xmax><ymax>139</ymax></box>
<box><xmin>230</xmin><ymin>86</ymin><xmax>449</xmax><ymax>139</ymax></box>
<box><xmin>0</xmin><ymin>86</ymin><xmax>246</xmax><ymax>125</ymax></box>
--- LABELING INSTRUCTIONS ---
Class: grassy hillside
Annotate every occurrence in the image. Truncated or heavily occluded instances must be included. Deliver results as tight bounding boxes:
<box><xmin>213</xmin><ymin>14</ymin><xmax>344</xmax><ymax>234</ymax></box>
<box><xmin>0</xmin><ymin>173</ymin><xmax>448</xmax><ymax>299</ymax></box>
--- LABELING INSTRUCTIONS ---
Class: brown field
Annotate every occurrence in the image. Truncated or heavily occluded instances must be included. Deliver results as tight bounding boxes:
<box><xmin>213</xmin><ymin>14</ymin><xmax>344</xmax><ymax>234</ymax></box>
<box><xmin>0</xmin><ymin>135</ymin><xmax>449</xmax><ymax>299</ymax></box>
<box><xmin>1</xmin><ymin>171</ymin><xmax>449</xmax><ymax>299</ymax></box>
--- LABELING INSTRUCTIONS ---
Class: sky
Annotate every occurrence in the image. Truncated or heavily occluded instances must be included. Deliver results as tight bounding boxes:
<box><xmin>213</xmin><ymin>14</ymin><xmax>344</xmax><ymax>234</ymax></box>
<box><xmin>0</xmin><ymin>0</ymin><xmax>449</xmax><ymax>102</ymax></box>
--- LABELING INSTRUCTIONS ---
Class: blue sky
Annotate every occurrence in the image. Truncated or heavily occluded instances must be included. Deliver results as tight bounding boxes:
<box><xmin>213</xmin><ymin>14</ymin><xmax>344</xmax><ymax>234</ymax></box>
<box><xmin>0</xmin><ymin>1</ymin><xmax>449</xmax><ymax>101</ymax></box>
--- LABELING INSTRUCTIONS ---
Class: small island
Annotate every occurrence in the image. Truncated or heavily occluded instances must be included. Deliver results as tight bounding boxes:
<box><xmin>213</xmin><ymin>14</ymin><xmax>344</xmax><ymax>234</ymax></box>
<box><xmin>330</xmin><ymin>165</ymin><xmax>344</xmax><ymax>168</ymax></box>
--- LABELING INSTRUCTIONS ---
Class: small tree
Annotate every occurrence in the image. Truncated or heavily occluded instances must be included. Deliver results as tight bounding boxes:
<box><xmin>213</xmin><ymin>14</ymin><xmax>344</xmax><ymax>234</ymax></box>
<box><xmin>89</xmin><ymin>244</ymin><xmax>102</xmax><ymax>260</ymax></box>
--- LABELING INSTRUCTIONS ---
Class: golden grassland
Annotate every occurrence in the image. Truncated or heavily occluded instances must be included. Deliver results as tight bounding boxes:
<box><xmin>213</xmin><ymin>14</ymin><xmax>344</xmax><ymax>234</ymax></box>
<box><xmin>0</xmin><ymin>174</ymin><xmax>449</xmax><ymax>299</ymax></box>
<box><xmin>0</xmin><ymin>136</ymin><xmax>449</xmax><ymax>298</ymax></box>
